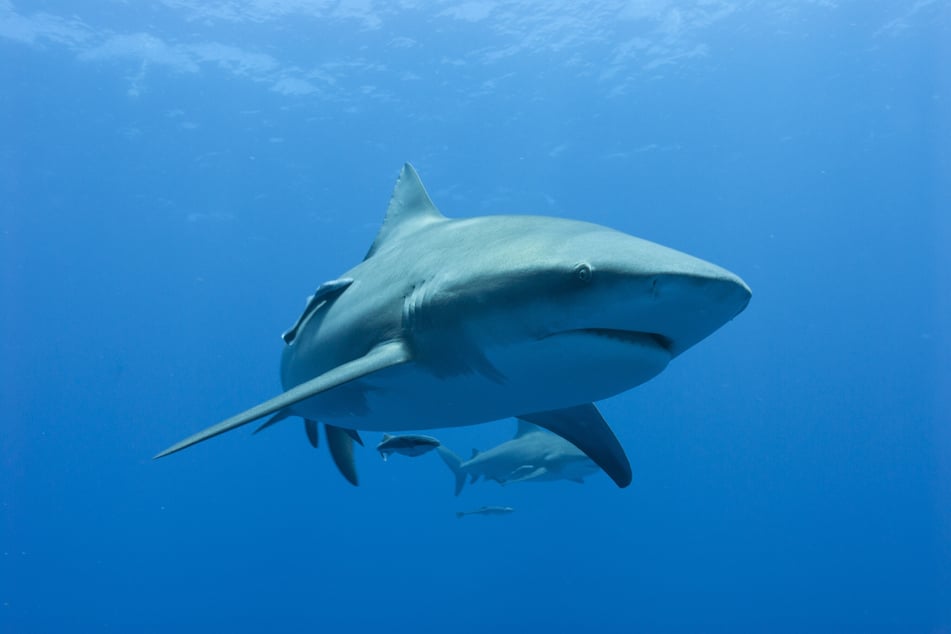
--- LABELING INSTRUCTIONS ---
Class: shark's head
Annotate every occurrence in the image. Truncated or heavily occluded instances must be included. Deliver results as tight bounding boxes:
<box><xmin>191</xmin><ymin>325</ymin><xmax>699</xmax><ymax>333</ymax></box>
<box><xmin>444</xmin><ymin>216</ymin><xmax>751</xmax><ymax>373</ymax></box>
<box><xmin>362</xmin><ymin>163</ymin><xmax>750</xmax><ymax>374</ymax></box>
<box><xmin>544</xmin><ymin>222</ymin><xmax>752</xmax><ymax>358</ymax></box>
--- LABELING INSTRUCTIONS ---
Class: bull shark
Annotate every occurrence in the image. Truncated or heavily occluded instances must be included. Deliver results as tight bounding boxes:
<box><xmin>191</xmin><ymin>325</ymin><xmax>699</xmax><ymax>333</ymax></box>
<box><xmin>436</xmin><ymin>420</ymin><xmax>599</xmax><ymax>495</ymax></box>
<box><xmin>155</xmin><ymin>163</ymin><xmax>751</xmax><ymax>488</ymax></box>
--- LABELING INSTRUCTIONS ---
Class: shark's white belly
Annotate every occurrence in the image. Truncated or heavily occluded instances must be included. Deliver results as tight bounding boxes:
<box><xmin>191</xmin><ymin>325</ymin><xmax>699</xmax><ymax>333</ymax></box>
<box><xmin>287</xmin><ymin>331</ymin><xmax>670</xmax><ymax>431</ymax></box>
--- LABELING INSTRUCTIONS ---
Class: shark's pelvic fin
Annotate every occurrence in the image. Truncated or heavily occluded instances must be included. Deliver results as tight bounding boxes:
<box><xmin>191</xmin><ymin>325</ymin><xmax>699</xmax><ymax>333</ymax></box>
<box><xmin>343</xmin><ymin>428</ymin><xmax>364</xmax><ymax>446</ymax></box>
<box><xmin>325</xmin><ymin>424</ymin><xmax>359</xmax><ymax>486</ymax></box>
<box><xmin>153</xmin><ymin>340</ymin><xmax>413</xmax><ymax>460</ymax></box>
<box><xmin>519</xmin><ymin>403</ymin><xmax>632</xmax><ymax>488</ymax></box>
<box><xmin>365</xmin><ymin>163</ymin><xmax>446</xmax><ymax>259</ymax></box>
<box><xmin>252</xmin><ymin>409</ymin><xmax>292</xmax><ymax>435</ymax></box>
<box><xmin>304</xmin><ymin>419</ymin><xmax>319</xmax><ymax>448</ymax></box>
<box><xmin>282</xmin><ymin>278</ymin><xmax>354</xmax><ymax>344</ymax></box>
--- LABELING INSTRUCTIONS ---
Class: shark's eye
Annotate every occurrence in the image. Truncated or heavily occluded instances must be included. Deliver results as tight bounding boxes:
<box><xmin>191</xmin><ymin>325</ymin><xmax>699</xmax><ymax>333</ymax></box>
<box><xmin>574</xmin><ymin>263</ymin><xmax>592</xmax><ymax>283</ymax></box>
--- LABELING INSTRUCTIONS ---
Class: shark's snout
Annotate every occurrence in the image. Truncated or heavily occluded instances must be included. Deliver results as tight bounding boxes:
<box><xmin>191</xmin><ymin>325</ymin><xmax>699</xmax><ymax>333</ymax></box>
<box><xmin>643</xmin><ymin>267</ymin><xmax>751</xmax><ymax>356</ymax></box>
<box><xmin>651</xmin><ymin>268</ymin><xmax>751</xmax><ymax>307</ymax></box>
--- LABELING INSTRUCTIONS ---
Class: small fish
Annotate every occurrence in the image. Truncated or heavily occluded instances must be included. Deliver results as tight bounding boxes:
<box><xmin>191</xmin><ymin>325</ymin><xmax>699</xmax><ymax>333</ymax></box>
<box><xmin>455</xmin><ymin>506</ymin><xmax>515</xmax><ymax>519</ymax></box>
<box><xmin>376</xmin><ymin>433</ymin><xmax>441</xmax><ymax>461</ymax></box>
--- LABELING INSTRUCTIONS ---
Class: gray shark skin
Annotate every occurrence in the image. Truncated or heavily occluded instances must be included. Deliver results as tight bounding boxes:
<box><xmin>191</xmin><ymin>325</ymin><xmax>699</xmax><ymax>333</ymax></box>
<box><xmin>155</xmin><ymin>163</ymin><xmax>751</xmax><ymax>488</ymax></box>
<box><xmin>377</xmin><ymin>433</ymin><xmax>441</xmax><ymax>461</ymax></box>
<box><xmin>437</xmin><ymin>420</ymin><xmax>600</xmax><ymax>495</ymax></box>
<box><xmin>456</xmin><ymin>506</ymin><xmax>514</xmax><ymax>519</ymax></box>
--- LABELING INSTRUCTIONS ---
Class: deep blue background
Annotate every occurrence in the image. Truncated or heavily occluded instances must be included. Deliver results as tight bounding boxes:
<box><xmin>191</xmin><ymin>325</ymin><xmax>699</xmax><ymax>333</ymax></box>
<box><xmin>2</xmin><ymin>1</ymin><xmax>949</xmax><ymax>631</ymax></box>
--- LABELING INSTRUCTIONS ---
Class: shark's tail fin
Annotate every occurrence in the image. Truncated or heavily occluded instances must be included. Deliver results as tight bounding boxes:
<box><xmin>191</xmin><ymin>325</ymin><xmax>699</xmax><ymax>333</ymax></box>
<box><xmin>436</xmin><ymin>446</ymin><xmax>467</xmax><ymax>497</ymax></box>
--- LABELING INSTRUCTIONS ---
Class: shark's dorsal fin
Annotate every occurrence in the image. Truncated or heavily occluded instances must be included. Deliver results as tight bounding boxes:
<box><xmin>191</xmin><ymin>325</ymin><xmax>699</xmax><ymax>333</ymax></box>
<box><xmin>365</xmin><ymin>163</ymin><xmax>445</xmax><ymax>259</ymax></box>
<box><xmin>514</xmin><ymin>419</ymin><xmax>542</xmax><ymax>438</ymax></box>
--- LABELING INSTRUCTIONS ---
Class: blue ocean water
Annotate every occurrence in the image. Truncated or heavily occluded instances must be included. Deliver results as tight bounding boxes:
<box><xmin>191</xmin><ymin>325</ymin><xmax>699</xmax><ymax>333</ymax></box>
<box><xmin>1</xmin><ymin>1</ymin><xmax>949</xmax><ymax>631</ymax></box>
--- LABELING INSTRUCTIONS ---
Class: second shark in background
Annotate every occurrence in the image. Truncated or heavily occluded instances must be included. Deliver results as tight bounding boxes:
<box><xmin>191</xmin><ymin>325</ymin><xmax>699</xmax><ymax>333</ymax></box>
<box><xmin>437</xmin><ymin>420</ymin><xmax>600</xmax><ymax>495</ymax></box>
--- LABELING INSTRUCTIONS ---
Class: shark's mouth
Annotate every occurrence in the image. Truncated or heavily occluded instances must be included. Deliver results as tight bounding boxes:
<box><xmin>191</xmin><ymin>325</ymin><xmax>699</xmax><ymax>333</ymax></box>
<box><xmin>548</xmin><ymin>328</ymin><xmax>674</xmax><ymax>354</ymax></box>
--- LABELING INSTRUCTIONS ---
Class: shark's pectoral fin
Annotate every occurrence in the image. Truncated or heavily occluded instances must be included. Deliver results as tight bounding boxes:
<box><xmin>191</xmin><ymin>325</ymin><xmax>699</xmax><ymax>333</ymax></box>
<box><xmin>518</xmin><ymin>404</ymin><xmax>632</xmax><ymax>488</ymax></box>
<box><xmin>304</xmin><ymin>419</ymin><xmax>319</xmax><ymax>448</ymax></box>
<box><xmin>252</xmin><ymin>409</ymin><xmax>292</xmax><ymax>435</ymax></box>
<box><xmin>325</xmin><ymin>424</ymin><xmax>359</xmax><ymax>486</ymax></box>
<box><xmin>153</xmin><ymin>340</ymin><xmax>413</xmax><ymax>460</ymax></box>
